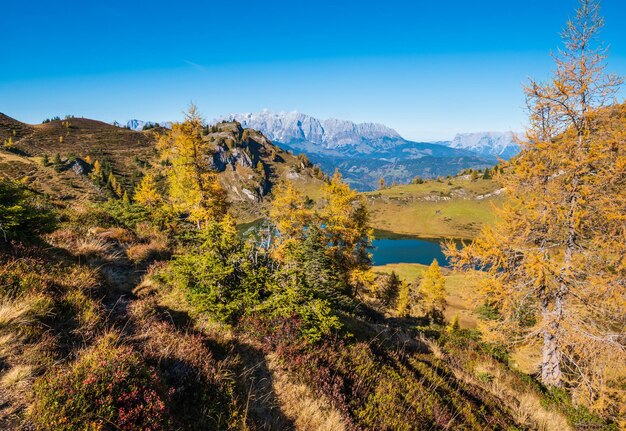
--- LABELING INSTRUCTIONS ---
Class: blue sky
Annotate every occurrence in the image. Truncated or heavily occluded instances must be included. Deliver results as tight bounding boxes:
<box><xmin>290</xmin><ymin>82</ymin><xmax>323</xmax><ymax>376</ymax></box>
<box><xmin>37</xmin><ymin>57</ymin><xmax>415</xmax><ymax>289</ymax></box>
<box><xmin>2</xmin><ymin>1</ymin><xmax>625</xmax><ymax>141</ymax></box>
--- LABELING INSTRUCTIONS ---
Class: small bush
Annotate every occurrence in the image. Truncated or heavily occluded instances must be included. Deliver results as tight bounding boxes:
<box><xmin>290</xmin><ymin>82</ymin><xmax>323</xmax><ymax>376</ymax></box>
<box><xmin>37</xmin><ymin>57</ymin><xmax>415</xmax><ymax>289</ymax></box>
<box><xmin>0</xmin><ymin>180</ymin><xmax>55</xmax><ymax>240</ymax></box>
<box><xmin>31</xmin><ymin>334</ymin><xmax>172</xmax><ymax>431</ymax></box>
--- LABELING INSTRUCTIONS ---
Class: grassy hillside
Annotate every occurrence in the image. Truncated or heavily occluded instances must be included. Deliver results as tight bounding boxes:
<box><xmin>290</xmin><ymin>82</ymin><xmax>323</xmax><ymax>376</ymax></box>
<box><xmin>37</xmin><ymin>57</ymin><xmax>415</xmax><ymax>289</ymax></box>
<box><xmin>1</xmin><ymin>113</ymin><xmax>500</xmax><ymax>240</ymax></box>
<box><xmin>0</xmin><ymin>189</ymin><xmax>586</xmax><ymax>430</ymax></box>
<box><xmin>366</xmin><ymin>176</ymin><xmax>503</xmax><ymax>239</ymax></box>
<box><xmin>0</xmin><ymin>114</ymin><xmax>326</xmax><ymax>220</ymax></box>
<box><xmin>0</xmin><ymin>113</ymin><xmax>618</xmax><ymax>430</ymax></box>
<box><xmin>374</xmin><ymin>263</ymin><xmax>485</xmax><ymax>330</ymax></box>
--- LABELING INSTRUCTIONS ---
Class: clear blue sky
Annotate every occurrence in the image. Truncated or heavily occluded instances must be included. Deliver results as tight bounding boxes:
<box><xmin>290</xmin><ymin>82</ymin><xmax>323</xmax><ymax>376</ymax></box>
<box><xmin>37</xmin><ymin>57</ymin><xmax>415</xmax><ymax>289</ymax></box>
<box><xmin>2</xmin><ymin>0</ymin><xmax>625</xmax><ymax>141</ymax></box>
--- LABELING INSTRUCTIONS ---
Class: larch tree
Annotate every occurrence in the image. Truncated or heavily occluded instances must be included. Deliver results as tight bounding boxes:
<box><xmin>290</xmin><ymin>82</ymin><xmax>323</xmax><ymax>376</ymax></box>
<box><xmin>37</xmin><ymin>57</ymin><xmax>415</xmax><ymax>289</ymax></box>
<box><xmin>134</xmin><ymin>174</ymin><xmax>161</xmax><ymax>208</ymax></box>
<box><xmin>419</xmin><ymin>259</ymin><xmax>446</xmax><ymax>322</ymax></box>
<box><xmin>158</xmin><ymin>104</ymin><xmax>228</xmax><ymax>227</ymax></box>
<box><xmin>319</xmin><ymin>170</ymin><xmax>373</xmax><ymax>290</ymax></box>
<box><xmin>396</xmin><ymin>281</ymin><xmax>410</xmax><ymax>317</ymax></box>
<box><xmin>446</xmin><ymin>0</ymin><xmax>625</xmax><ymax>415</ymax></box>
<box><xmin>90</xmin><ymin>159</ymin><xmax>102</xmax><ymax>183</ymax></box>
<box><xmin>269</xmin><ymin>180</ymin><xmax>313</xmax><ymax>261</ymax></box>
<box><xmin>525</xmin><ymin>0</ymin><xmax>622</xmax><ymax>141</ymax></box>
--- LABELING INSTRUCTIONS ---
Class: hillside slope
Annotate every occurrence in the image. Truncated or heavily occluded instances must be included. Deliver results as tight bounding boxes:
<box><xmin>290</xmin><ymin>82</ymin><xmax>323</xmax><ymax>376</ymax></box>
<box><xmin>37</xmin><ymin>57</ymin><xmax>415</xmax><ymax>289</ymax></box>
<box><xmin>0</xmin><ymin>197</ymin><xmax>576</xmax><ymax>431</ymax></box>
<box><xmin>0</xmin><ymin>114</ymin><xmax>325</xmax><ymax>220</ymax></box>
<box><xmin>367</xmin><ymin>175</ymin><xmax>504</xmax><ymax>239</ymax></box>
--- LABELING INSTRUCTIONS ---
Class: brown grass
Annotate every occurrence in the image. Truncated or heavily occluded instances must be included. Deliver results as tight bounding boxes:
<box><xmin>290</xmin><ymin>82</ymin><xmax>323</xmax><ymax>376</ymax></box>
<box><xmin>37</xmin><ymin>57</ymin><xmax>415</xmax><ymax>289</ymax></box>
<box><xmin>449</xmin><ymin>354</ymin><xmax>572</xmax><ymax>431</ymax></box>
<box><xmin>267</xmin><ymin>355</ymin><xmax>347</xmax><ymax>431</ymax></box>
<box><xmin>0</xmin><ymin>295</ymin><xmax>53</xmax><ymax>330</ymax></box>
<box><xmin>127</xmin><ymin>238</ymin><xmax>169</xmax><ymax>264</ymax></box>
<box><xmin>1</xmin><ymin>364</ymin><xmax>34</xmax><ymax>388</ymax></box>
<box><xmin>95</xmin><ymin>227</ymin><xmax>135</xmax><ymax>244</ymax></box>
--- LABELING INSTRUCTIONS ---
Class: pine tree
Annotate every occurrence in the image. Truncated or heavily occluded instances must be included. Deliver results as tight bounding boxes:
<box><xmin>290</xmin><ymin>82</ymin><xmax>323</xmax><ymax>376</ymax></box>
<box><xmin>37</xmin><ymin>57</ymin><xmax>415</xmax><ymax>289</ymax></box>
<box><xmin>419</xmin><ymin>259</ymin><xmax>446</xmax><ymax>322</ymax></box>
<box><xmin>446</xmin><ymin>0</ymin><xmax>625</xmax><ymax>412</ymax></box>
<box><xmin>134</xmin><ymin>174</ymin><xmax>161</xmax><ymax>207</ymax></box>
<box><xmin>379</xmin><ymin>177</ymin><xmax>385</xmax><ymax>190</ymax></box>
<box><xmin>380</xmin><ymin>271</ymin><xmax>401</xmax><ymax>307</ymax></box>
<box><xmin>482</xmin><ymin>167</ymin><xmax>491</xmax><ymax>179</ymax></box>
<box><xmin>52</xmin><ymin>153</ymin><xmax>62</xmax><ymax>172</ymax></box>
<box><xmin>158</xmin><ymin>104</ymin><xmax>228</xmax><ymax>227</ymax></box>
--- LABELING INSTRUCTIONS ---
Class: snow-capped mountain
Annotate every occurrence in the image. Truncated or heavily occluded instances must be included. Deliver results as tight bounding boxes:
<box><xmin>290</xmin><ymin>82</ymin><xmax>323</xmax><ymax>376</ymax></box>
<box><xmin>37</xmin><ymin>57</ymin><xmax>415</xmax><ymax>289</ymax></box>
<box><xmin>446</xmin><ymin>132</ymin><xmax>521</xmax><ymax>160</ymax></box>
<box><xmin>213</xmin><ymin>110</ymin><xmax>499</xmax><ymax>190</ymax></box>
<box><xmin>215</xmin><ymin>110</ymin><xmax>404</xmax><ymax>155</ymax></box>
<box><xmin>119</xmin><ymin>110</ymin><xmax>519</xmax><ymax>190</ymax></box>
<box><xmin>120</xmin><ymin>119</ymin><xmax>172</xmax><ymax>131</ymax></box>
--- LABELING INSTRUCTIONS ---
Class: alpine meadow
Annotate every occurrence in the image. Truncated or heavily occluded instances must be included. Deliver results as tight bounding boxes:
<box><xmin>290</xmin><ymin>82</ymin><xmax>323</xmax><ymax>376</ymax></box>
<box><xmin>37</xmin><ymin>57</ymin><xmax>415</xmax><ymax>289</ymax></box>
<box><xmin>0</xmin><ymin>0</ymin><xmax>624</xmax><ymax>430</ymax></box>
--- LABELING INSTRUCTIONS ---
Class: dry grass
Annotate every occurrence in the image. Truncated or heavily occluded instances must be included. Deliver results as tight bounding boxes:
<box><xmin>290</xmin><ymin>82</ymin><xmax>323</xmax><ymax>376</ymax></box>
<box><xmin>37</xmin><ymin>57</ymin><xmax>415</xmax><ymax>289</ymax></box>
<box><xmin>58</xmin><ymin>265</ymin><xmax>100</xmax><ymax>291</ymax></box>
<box><xmin>0</xmin><ymin>295</ymin><xmax>53</xmax><ymax>330</ymax></box>
<box><xmin>449</xmin><ymin>356</ymin><xmax>572</xmax><ymax>431</ymax></box>
<box><xmin>267</xmin><ymin>355</ymin><xmax>346</xmax><ymax>431</ymax></box>
<box><xmin>127</xmin><ymin>238</ymin><xmax>169</xmax><ymax>264</ymax></box>
<box><xmin>74</xmin><ymin>237</ymin><xmax>111</xmax><ymax>257</ymax></box>
<box><xmin>96</xmin><ymin>227</ymin><xmax>135</xmax><ymax>244</ymax></box>
<box><xmin>0</xmin><ymin>333</ymin><xmax>17</xmax><ymax>359</ymax></box>
<box><xmin>64</xmin><ymin>288</ymin><xmax>104</xmax><ymax>337</ymax></box>
<box><xmin>1</xmin><ymin>364</ymin><xmax>34</xmax><ymax>388</ymax></box>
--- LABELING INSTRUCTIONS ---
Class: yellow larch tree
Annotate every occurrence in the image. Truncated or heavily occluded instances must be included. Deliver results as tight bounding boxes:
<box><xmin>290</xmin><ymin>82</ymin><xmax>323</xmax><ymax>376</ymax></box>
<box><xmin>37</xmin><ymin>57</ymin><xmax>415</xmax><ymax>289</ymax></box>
<box><xmin>269</xmin><ymin>180</ymin><xmax>313</xmax><ymax>261</ymax></box>
<box><xmin>134</xmin><ymin>174</ymin><xmax>162</xmax><ymax>208</ymax></box>
<box><xmin>90</xmin><ymin>160</ymin><xmax>102</xmax><ymax>182</ymax></box>
<box><xmin>419</xmin><ymin>259</ymin><xmax>446</xmax><ymax>321</ymax></box>
<box><xmin>158</xmin><ymin>104</ymin><xmax>228</xmax><ymax>227</ymax></box>
<box><xmin>320</xmin><ymin>170</ymin><xmax>373</xmax><ymax>288</ymax></box>
<box><xmin>446</xmin><ymin>0</ymin><xmax>625</xmax><ymax>417</ymax></box>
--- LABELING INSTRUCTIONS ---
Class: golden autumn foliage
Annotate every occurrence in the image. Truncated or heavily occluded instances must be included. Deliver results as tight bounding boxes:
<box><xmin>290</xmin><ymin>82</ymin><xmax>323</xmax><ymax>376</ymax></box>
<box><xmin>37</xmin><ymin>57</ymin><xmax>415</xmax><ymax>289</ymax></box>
<box><xmin>320</xmin><ymin>170</ymin><xmax>373</xmax><ymax>276</ymax></box>
<box><xmin>158</xmin><ymin>104</ymin><xmax>228</xmax><ymax>226</ymax></box>
<box><xmin>269</xmin><ymin>173</ymin><xmax>373</xmax><ymax>294</ymax></box>
<box><xmin>90</xmin><ymin>159</ymin><xmax>102</xmax><ymax>182</ymax></box>
<box><xmin>269</xmin><ymin>180</ymin><xmax>313</xmax><ymax>260</ymax></box>
<box><xmin>419</xmin><ymin>259</ymin><xmax>446</xmax><ymax>318</ymax></box>
<box><xmin>134</xmin><ymin>174</ymin><xmax>162</xmax><ymax>208</ymax></box>
<box><xmin>446</xmin><ymin>0</ymin><xmax>625</xmax><ymax>418</ymax></box>
<box><xmin>396</xmin><ymin>280</ymin><xmax>410</xmax><ymax>317</ymax></box>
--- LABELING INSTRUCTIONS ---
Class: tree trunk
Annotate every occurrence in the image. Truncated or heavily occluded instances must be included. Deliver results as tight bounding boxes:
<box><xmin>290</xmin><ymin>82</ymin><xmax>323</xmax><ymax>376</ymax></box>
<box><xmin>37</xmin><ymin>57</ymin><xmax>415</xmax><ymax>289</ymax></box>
<box><xmin>541</xmin><ymin>292</ymin><xmax>564</xmax><ymax>387</ymax></box>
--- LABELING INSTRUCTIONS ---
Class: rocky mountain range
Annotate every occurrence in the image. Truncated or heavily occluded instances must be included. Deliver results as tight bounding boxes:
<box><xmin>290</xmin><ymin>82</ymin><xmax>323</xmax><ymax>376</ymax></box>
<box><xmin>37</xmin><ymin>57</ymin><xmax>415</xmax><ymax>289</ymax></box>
<box><xmin>448</xmin><ymin>132</ymin><xmax>522</xmax><ymax>160</ymax></box>
<box><xmin>211</xmin><ymin>111</ymin><xmax>521</xmax><ymax>190</ymax></box>
<box><xmin>121</xmin><ymin>111</ymin><xmax>521</xmax><ymax>190</ymax></box>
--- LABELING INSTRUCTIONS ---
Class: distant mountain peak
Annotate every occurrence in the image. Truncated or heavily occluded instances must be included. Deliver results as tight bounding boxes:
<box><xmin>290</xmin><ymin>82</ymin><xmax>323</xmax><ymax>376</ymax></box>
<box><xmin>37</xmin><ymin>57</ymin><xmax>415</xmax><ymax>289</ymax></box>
<box><xmin>214</xmin><ymin>110</ymin><xmax>402</xmax><ymax>151</ymax></box>
<box><xmin>119</xmin><ymin>119</ymin><xmax>172</xmax><ymax>131</ymax></box>
<box><xmin>447</xmin><ymin>132</ymin><xmax>522</xmax><ymax>159</ymax></box>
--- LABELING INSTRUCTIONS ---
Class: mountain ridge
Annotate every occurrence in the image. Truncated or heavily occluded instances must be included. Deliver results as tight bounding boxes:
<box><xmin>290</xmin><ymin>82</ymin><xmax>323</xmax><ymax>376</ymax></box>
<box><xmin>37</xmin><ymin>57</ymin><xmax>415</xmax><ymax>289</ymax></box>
<box><xmin>211</xmin><ymin>110</ymin><xmax>509</xmax><ymax>190</ymax></box>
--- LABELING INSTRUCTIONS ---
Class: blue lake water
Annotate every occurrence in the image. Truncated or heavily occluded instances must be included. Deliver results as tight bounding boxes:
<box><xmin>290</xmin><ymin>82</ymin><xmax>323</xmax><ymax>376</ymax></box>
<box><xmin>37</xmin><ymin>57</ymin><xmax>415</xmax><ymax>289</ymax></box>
<box><xmin>238</xmin><ymin>220</ymin><xmax>457</xmax><ymax>267</ymax></box>
<box><xmin>371</xmin><ymin>237</ymin><xmax>453</xmax><ymax>266</ymax></box>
